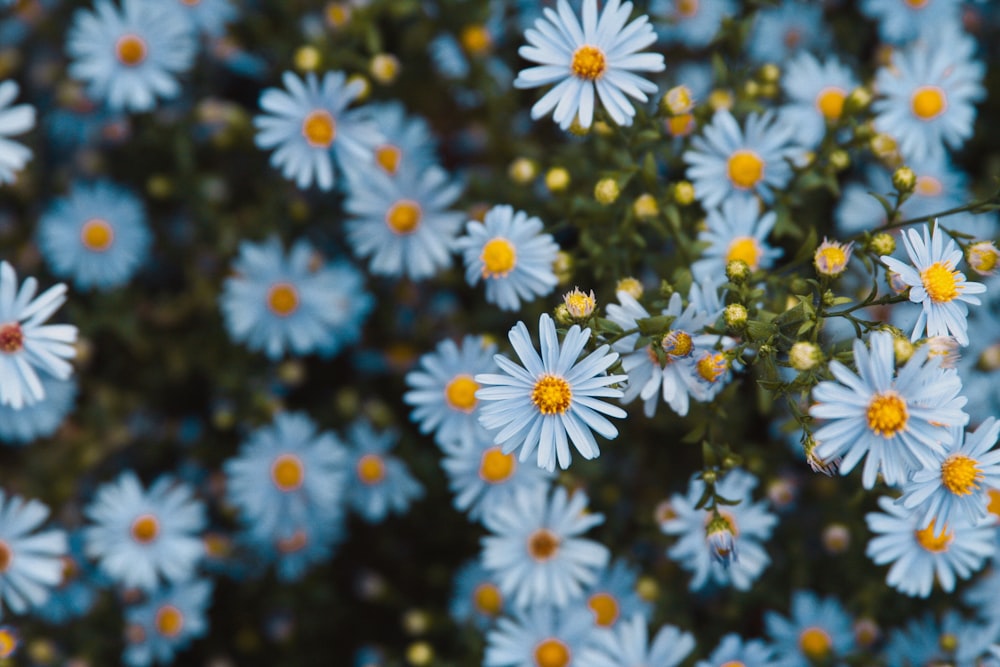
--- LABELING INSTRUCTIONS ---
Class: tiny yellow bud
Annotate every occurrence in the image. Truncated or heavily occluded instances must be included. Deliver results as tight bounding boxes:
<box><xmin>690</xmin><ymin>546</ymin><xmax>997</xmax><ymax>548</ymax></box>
<box><xmin>844</xmin><ymin>86</ymin><xmax>873</xmax><ymax>114</ymax></box>
<box><xmin>325</xmin><ymin>3</ymin><xmax>352</xmax><ymax>29</ymax></box>
<box><xmin>594</xmin><ymin>178</ymin><xmax>620</xmax><ymax>205</ymax></box>
<box><xmin>632</xmin><ymin>193</ymin><xmax>658</xmax><ymax>219</ymax></box>
<box><xmin>967</xmin><ymin>241</ymin><xmax>1000</xmax><ymax>276</ymax></box>
<box><xmin>616</xmin><ymin>277</ymin><xmax>643</xmax><ymax>299</ymax></box>
<box><xmin>553</xmin><ymin>251</ymin><xmax>573</xmax><ymax>285</ymax></box>
<box><xmin>725</xmin><ymin>259</ymin><xmax>751</xmax><ymax>284</ymax></box>
<box><xmin>673</xmin><ymin>181</ymin><xmax>696</xmax><ymax>206</ymax></box>
<box><xmin>870</xmin><ymin>232</ymin><xmax>896</xmax><ymax>256</ymax></box>
<box><xmin>893</xmin><ymin>337</ymin><xmax>914</xmax><ymax>365</ymax></box>
<box><xmin>892</xmin><ymin>166</ymin><xmax>916</xmax><ymax>193</ymax></box>
<box><xmin>758</xmin><ymin>63</ymin><xmax>781</xmax><ymax>83</ymax></box>
<box><xmin>406</xmin><ymin>641</ymin><xmax>433</xmax><ymax>666</ymax></box>
<box><xmin>822</xmin><ymin>523</ymin><xmax>850</xmax><ymax>554</ymax></box>
<box><xmin>661</xmin><ymin>85</ymin><xmax>694</xmax><ymax>115</ymax></box>
<box><xmin>724</xmin><ymin>303</ymin><xmax>748</xmax><ymax>329</ymax></box>
<box><xmin>370</xmin><ymin>53</ymin><xmax>400</xmax><ymax>85</ymax></box>
<box><xmin>294</xmin><ymin>45</ymin><xmax>322</xmax><ymax>72</ymax></box>
<box><xmin>508</xmin><ymin>157</ymin><xmax>538</xmax><ymax>184</ymax></box>
<box><xmin>708</xmin><ymin>89</ymin><xmax>734</xmax><ymax>112</ymax></box>
<box><xmin>829</xmin><ymin>149</ymin><xmax>850</xmax><ymax>172</ymax></box>
<box><xmin>743</xmin><ymin>80</ymin><xmax>760</xmax><ymax>98</ymax></box>
<box><xmin>636</xmin><ymin>576</ymin><xmax>659</xmax><ymax>601</ymax></box>
<box><xmin>563</xmin><ymin>287</ymin><xmax>597</xmax><ymax>319</ymax></box>
<box><xmin>789</xmin><ymin>341</ymin><xmax>822</xmax><ymax>371</ymax></box>
<box><xmin>545</xmin><ymin>167</ymin><xmax>570</xmax><ymax>192</ymax></box>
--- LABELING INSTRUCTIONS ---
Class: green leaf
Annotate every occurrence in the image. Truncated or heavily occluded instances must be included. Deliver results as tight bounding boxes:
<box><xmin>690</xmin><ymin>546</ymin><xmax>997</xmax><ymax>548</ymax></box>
<box><xmin>636</xmin><ymin>314</ymin><xmax>676</xmax><ymax>336</ymax></box>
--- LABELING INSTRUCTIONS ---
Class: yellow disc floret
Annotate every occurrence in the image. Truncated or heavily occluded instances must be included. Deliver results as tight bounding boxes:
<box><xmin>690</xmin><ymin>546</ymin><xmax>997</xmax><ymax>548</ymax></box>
<box><xmin>479</xmin><ymin>447</ymin><xmax>516</xmax><ymax>483</ymax></box>
<box><xmin>116</xmin><ymin>34</ymin><xmax>147</xmax><ymax>66</ymax></box>
<box><xmin>588</xmin><ymin>592</ymin><xmax>620</xmax><ymax>627</ymax></box>
<box><xmin>527</xmin><ymin>528</ymin><xmax>560</xmax><ymax>561</ymax></box>
<box><xmin>155</xmin><ymin>605</ymin><xmax>184</xmax><ymax>638</ymax></box>
<box><xmin>81</xmin><ymin>219</ymin><xmax>115</xmax><ymax>252</ymax></box>
<box><xmin>445</xmin><ymin>374</ymin><xmax>479</xmax><ymax>412</ymax></box>
<box><xmin>301</xmin><ymin>110</ymin><xmax>337</xmax><ymax>147</ymax></box>
<box><xmin>271</xmin><ymin>453</ymin><xmax>305</xmax><ymax>491</ymax></box>
<box><xmin>267</xmin><ymin>283</ymin><xmax>299</xmax><ymax>317</ymax></box>
<box><xmin>915</xmin><ymin>520</ymin><xmax>952</xmax><ymax>552</ymax></box>
<box><xmin>920</xmin><ymin>261</ymin><xmax>960</xmax><ymax>302</ymax></box>
<box><xmin>481</xmin><ymin>238</ymin><xmax>517</xmax><ymax>278</ymax></box>
<box><xmin>941</xmin><ymin>454</ymin><xmax>982</xmax><ymax>496</ymax></box>
<box><xmin>815</xmin><ymin>87</ymin><xmax>847</xmax><ymax>121</ymax></box>
<box><xmin>911</xmin><ymin>86</ymin><xmax>947</xmax><ymax>120</ymax></box>
<box><xmin>726</xmin><ymin>237</ymin><xmax>762</xmax><ymax>271</ymax></box>
<box><xmin>571</xmin><ymin>45</ymin><xmax>607</xmax><ymax>81</ymax></box>
<box><xmin>375</xmin><ymin>145</ymin><xmax>401</xmax><ymax>174</ymax></box>
<box><xmin>727</xmin><ymin>150</ymin><xmax>764</xmax><ymax>189</ymax></box>
<box><xmin>534</xmin><ymin>638</ymin><xmax>571</xmax><ymax>667</ymax></box>
<box><xmin>473</xmin><ymin>582</ymin><xmax>503</xmax><ymax>616</ymax></box>
<box><xmin>130</xmin><ymin>514</ymin><xmax>160</xmax><ymax>544</ymax></box>
<box><xmin>385</xmin><ymin>200</ymin><xmax>422</xmax><ymax>235</ymax></box>
<box><xmin>531</xmin><ymin>375</ymin><xmax>572</xmax><ymax>415</ymax></box>
<box><xmin>866</xmin><ymin>391</ymin><xmax>908</xmax><ymax>438</ymax></box>
<box><xmin>799</xmin><ymin>627</ymin><xmax>833</xmax><ymax>660</ymax></box>
<box><xmin>357</xmin><ymin>454</ymin><xmax>386</xmax><ymax>485</ymax></box>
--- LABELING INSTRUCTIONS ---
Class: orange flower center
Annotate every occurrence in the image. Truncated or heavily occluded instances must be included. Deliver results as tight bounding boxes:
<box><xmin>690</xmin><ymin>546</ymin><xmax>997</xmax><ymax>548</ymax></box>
<box><xmin>571</xmin><ymin>45</ymin><xmax>606</xmax><ymax>81</ymax></box>
<box><xmin>915</xmin><ymin>520</ymin><xmax>952</xmax><ymax>552</ymax></box>
<box><xmin>815</xmin><ymin>87</ymin><xmax>847</xmax><ymax>121</ymax></box>
<box><xmin>460</xmin><ymin>24</ymin><xmax>492</xmax><ymax>55</ymax></box>
<box><xmin>725</xmin><ymin>237</ymin><xmax>762</xmax><ymax>270</ymax></box>
<box><xmin>941</xmin><ymin>454</ymin><xmax>982</xmax><ymax>496</ymax></box>
<box><xmin>727</xmin><ymin>150</ymin><xmax>764</xmax><ymax>189</ymax></box>
<box><xmin>115</xmin><ymin>34</ymin><xmax>147</xmax><ymax>66</ymax></box>
<box><xmin>534</xmin><ymin>638</ymin><xmax>571</xmax><ymax>667</ymax></box>
<box><xmin>481</xmin><ymin>238</ymin><xmax>517</xmax><ymax>278</ymax></box>
<box><xmin>866</xmin><ymin>392</ymin><xmax>908</xmax><ymax>437</ymax></box>
<box><xmin>473</xmin><ymin>582</ymin><xmax>503</xmax><ymax>615</ymax></box>
<box><xmin>130</xmin><ymin>514</ymin><xmax>160</xmax><ymax>544</ymax></box>
<box><xmin>267</xmin><ymin>283</ymin><xmax>299</xmax><ymax>317</ymax></box>
<box><xmin>302</xmin><ymin>110</ymin><xmax>337</xmax><ymax>148</ymax></box>
<box><xmin>271</xmin><ymin>453</ymin><xmax>305</xmax><ymax>491</ymax></box>
<box><xmin>155</xmin><ymin>605</ymin><xmax>184</xmax><ymax>638</ymax></box>
<box><xmin>385</xmin><ymin>200</ymin><xmax>422</xmax><ymax>235</ymax></box>
<box><xmin>375</xmin><ymin>145</ymin><xmax>401</xmax><ymax>174</ymax></box>
<box><xmin>588</xmin><ymin>592</ymin><xmax>620</xmax><ymax>627</ymax></box>
<box><xmin>676</xmin><ymin>0</ymin><xmax>699</xmax><ymax>17</ymax></box>
<box><xmin>531</xmin><ymin>375</ymin><xmax>572</xmax><ymax>415</ymax></box>
<box><xmin>445</xmin><ymin>374</ymin><xmax>479</xmax><ymax>412</ymax></box>
<box><xmin>479</xmin><ymin>447</ymin><xmax>516</xmax><ymax>483</ymax></box>
<box><xmin>911</xmin><ymin>86</ymin><xmax>947</xmax><ymax>120</ymax></box>
<box><xmin>920</xmin><ymin>261</ymin><xmax>960</xmax><ymax>302</ymax></box>
<box><xmin>80</xmin><ymin>218</ymin><xmax>115</xmax><ymax>251</ymax></box>
<box><xmin>799</xmin><ymin>627</ymin><xmax>832</xmax><ymax>659</ymax></box>
<box><xmin>527</xmin><ymin>528</ymin><xmax>560</xmax><ymax>561</ymax></box>
<box><xmin>0</xmin><ymin>541</ymin><xmax>12</xmax><ymax>573</ymax></box>
<box><xmin>357</xmin><ymin>454</ymin><xmax>385</xmax><ymax>485</ymax></box>
<box><xmin>0</xmin><ymin>324</ymin><xmax>24</xmax><ymax>354</ymax></box>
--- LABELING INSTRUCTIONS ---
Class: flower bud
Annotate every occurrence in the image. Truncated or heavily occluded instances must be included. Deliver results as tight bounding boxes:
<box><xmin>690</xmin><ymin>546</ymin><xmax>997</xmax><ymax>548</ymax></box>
<box><xmin>294</xmin><ymin>45</ymin><xmax>322</xmax><ymax>72</ymax></box>
<box><xmin>616</xmin><ymin>277</ymin><xmax>643</xmax><ymax>299</ymax></box>
<box><xmin>545</xmin><ymin>167</ymin><xmax>570</xmax><ymax>192</ymax></box>
<box><xmin>758</xmin><ymin>63</ymin><xmax>781</xmax><ymax>83</ymax></box>
<box><xmin>370</xmin><ymin>53</ymin><xmax>400</xmax><ymax>84</ymax></box>
<box><xmin>892</xmin><ymin>166</ymin><xmax>916</xmax><ymax>193</ymax></box>
<box><xmin>724</xmin><ymin>303</ymin><xmax>748</xmax><ymax>330</ymax></box>
<box><xmin>829</xmin><ymin>149</ymin><xmax>850</xmax><ymax>172</ymax></box>
<box><xmin>844</xmin><ymin>86</ymin><xmax>872</xmax><ymax>114</ymax></box>
<box><xmin>508</xmin><ymin>157</ymin><xmax>537</xmax><ymax>184</ymax></box>
<box><xmin>661</xmin><ymin>85</ymin><xmax>694</xmax><ymax>115</ymax></box>
<box><xmin>706</xmin><ymin>513</ymin><xmax>737</xmax><ymax>566</ymax></box>
<box><xmin>563</xmin><ymin>287</ymin><xmax>597</xmax><ymax>320</ymax></box>
<box><xmin>789</xmin><ymin>341</ymin><xmax>822</xmax><ymax>371</ymax></box>
<box><xmin>822</xmin><ymin>524</ymin><xmax>850</xmax><ymax>554</ymax></box>
<box><xmin>967</xmin><ymin>241</ymin><xmax>1000</xmax><ymax>276</ymax></box>
<box><xmin>814</xmin><ymin>238</ymin><xmax>853</xmax><ymax>277</ymax></box>
<box><xmin>893</xmin><ymin>337</ymin><xmax>914</xmax><ymax>364</ymax></box>
<box><xmin>869</xmin><ymin>232</ymin><xmax>895</xmax><ymax>256</ymax></box>
<box><xmin>594</xmin><ymin>178</ymin><xmax>620</xmax><ymax>204</ymax></box>
<box><xmin>726</xmin><ymin>259</ymin><xmax>751</xmax><ymax>284</ymax></box>
<box><xmin>632</xmin><ymin>193</ymin><xmax>658</xmax><ymax>219</ymax></box>
<box><xmin>673</xmin><ymin>180</ymin><xmax>696</xmax><ymax>206</ymax></box>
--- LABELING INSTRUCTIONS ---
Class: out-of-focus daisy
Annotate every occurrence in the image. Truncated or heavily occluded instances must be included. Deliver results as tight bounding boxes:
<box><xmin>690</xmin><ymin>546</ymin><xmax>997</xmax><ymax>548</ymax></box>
<box><xmin>84</xmin><ymin>471</ymin><xmax>205</xmax><ymax>592</ymax></box>
<box><xmin>224</xmin><ymin>412</ymin><xmax>347</xmax><ymax>546</ymax></box>
<box><xmin>36</xmin><ymin>181</ymin><xmax>151</xmax><ymax>291</ymax></box>
<box><xmin>481</xmin><ymin>486</ymin><xmax>608</xmax><ymax>609</ymax></box>
<box><xmin>661</xmin><ymin>469</ymin><xmax>777</xmax><ymax>591</ymax></box>
<box><xmin>484</xmin><ymin>603</ymin><xmax>600</xmax><ymax>667</ymax></box>
<box><xmin>872</xmin><ymin>30</ymin><xmax>984</xmax><ymax>162</ymax></box>
<box><xmin>34</xmin><ymin>531</ymin><xmax>101</xmax><ymax>624</ymax></box>
<box><xmin>455</xmin><ymin>204</ymin><xmax>560</xmax><ymax>312</ymax></box>
<box><xmin>363</xmin><ymin>102</ymin><xmax>438</xmax><ymax>177</ymax></box>
<box><xmin>254</xmin><ymin>70</ymin><xmax>379</xmax><ymax>191</ymax></box>
<box><xmin>0</xmin><ymin>261</ymin><xmax>78</xmax><ymax>409</ymax></box>
<box><xmin>683</xmin><ymin>110</ymin><xmax>797</xmax><ymax>209</ymax></box>
<box><xmin>404</xmin><ymin>335</ymin><xmax>498</xmax><ymax>449</ymax></box>
<box><xmin>881</xmin><ymin>224</ymin><xmax>986</xmax><ymax>346</ymax></box>
<box><xmin>578</xmin><ymin>614</ymin><xmax>694</xmax><ymax>667</ymax></box>
<box><xmin>0</xmin><ymin>490</ymin><xmax>67</xmax><ymax>616</ymax></box>
<box><xmin>513</xmin><ymin>0</ymin><xmax>665</xmax><ymax>130</ymax></box>
<box><xmin>0</xmin><ymin>373</ymin><xmax>75</xmax><ymax>445</ymax></box>
<box><xmin>344</xmin><ymin>163</ymin><xmax>464</xmax><ymax>280</ymax></box>
<box><xmin>123</xmin><ymin>579</ymin><xmax>212</xmax><ymax>667</ymax></box>
<box><xmin>219</xmin><ymin>237</ymin><xmax>373</xmax><ymax>360</ymax></box>
<box><xmin>167</xmin><ymin>0</ymin><xmax>235</xmax><ymax>37</ymax></box>
<box><xmin>810</xmin><ymin>331</ymin><xmax>968</xmax><ymax>488</ymax></box>
<box><xmin>861</xmin><ymin>0</ymin><xmax>962</xmax><ymax>45</ymax></box>
<box><xmin>343</xmin><ymin>419</ymin><xmax>423</xmax><ymax>523</ymax></box>
<box><xmin>967</xmin><ymin>241</ymin><xmax>1000</xmax><ymax>277</ymax></box>
<box><xmin>696</xmin><ymin>633</ymin><xmax>778</xmax><ymax>667</ymax></box>
<box><xmin>651</xmin><ymin>0</ymin><xmax>737</xmax><ymax>48</ymax></box>
<box><xmin>475</xmin><ymin>313</ymin><xmax>627</xmax><ymax>472</ymax></box>
<box><xmin>764</xmin><ymin>590</ymin><xmax>855</xmax><ymax>667</ymax></box>
<box><xmin>450</xmin><ymin>560</ymin><xmax>506</xmax><ymax>629</ymax></box>
<box><xmin>66</xmin><ymin>0</ymin><xmax>197</xmax><ymax>112</ymax></box>
<box><xmin>692</xmin><ymin>197</ymin><xmax>783</xmax><ymax>280</ymax></box>
<box><xmin>865</xmin><ymin>495</ymin><xmax>994</xmax><ymax>597</ymax></box>
<box><xmin>779</xmin><ymin>53</ymin><xmax>859</xmax><ymax>149</ymax></box>
<box><xmin>440</xmin><ymin>428</ymin><xmax>553</xmax><ymax>523</ymax></box>
<box><xmin>746</xmin><ymin>0</ymin><xmax>831</xmax><ymax>64</ymax></box>
<box><xmin>900</xmin><ymin>418</ymin><xmax>1000</xmax><ymax>530</ymax></box>
<box><xmin>239</xmin><ymin>520</ymin><xmax>342</xmax><ymax>582</ymax></box>
<box><xmin>0</xmin><ymin>80</ymin><xmax>34</xmax><ymax>184</ymax></box>
<box><xmin>581</xmin><ymin>559</ymin><xmax>650</xmax><ymax>630</ymax></box>
<box><xmin>884</xmin><ymin>612</ymin><xmax>996</xmax><ymax>667</ymax></box>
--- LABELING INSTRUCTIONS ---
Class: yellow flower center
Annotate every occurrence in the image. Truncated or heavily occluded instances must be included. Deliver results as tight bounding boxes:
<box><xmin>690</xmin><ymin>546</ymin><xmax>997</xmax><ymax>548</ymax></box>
<box><xmin>0</xmin><ymin>541</ymin><xmax>11</xmax><ymax>573</ymax></box>
<box><xmin>866</xmin><ymin>392</ymin><xmax>908</xmax><ymax>437</ymax></box>
<box><xmin>527</xmin><ymin>528</ymin><xmax>560</xmax><ymax>561</ymax></box>
<box><xmin>920</xmin><ymin>261</ymin><xmax>960</xmax><ymax>302</ymax></box>
<box><xmin>588</xmin><ymin>592</ymin><xmax>620</xmax><ymax>627</ymax></box>
<box><xmin>989</xmin><ymin>489</ymin><xmax>1000</xmax><ymax>518</ymax></box>
<box><xmin>969</xmin><ymin>243</ymin><xmax>999</xmax><ymax>274</ymax></box>
<box><xmin>911</xmin><ymin>86</ymin><xmax>947</xmax><ymax>120</ymax></box>
<box><xmin>357</xmin><ymin>454</ymin><xmax>385</xmax><ymax>485</ymax></box>
<box><xmin>696</xmin><ymin>352</ymin><xmax>728</xmax><ymax>384</ymax></box>
<box><xmin>375</xmin><ymin>145</ymin><xmax>401</xmax><ymax>174</ymax></box>
<box><xmin>941</xmin><ymin>454</ymin><xmax>982</xmax><ymax>496</ymax></box>
<box><xmin>915</xmin><ymin>520</ymin><xmax>952</xmax><ymax>552</ymax></box>
<box><xmin>267</xmin><ymin>283</ymin><xmax>299</xmax><ymax>317</ymax></box>
<box><xmin>0</xmin><ymin>627</ymin><xmax>16</xmax><ymax>659</ymax></box>
<box><xmin>301</xmin><ymin>110</ymin><xmax>337</xmax><ymax>148</ymax></box>
<box><xmin>479</xmin><ymin>447</ymin><xmax>516</xmax><ymax>484</ymax></box>
<box><xmin>916</xmin><ymin>175</ymin><xmax>943</xmax><ymax>197</ymax></box>
<box><xmin>667</xmin><ymin>113</ymin><xmax>695</xmax><ymax>137</ymax></box>
<box><xmin>80</xmin><ymin>218</ymin><xmax>115</xmax><ymax>252</ymax></box>
<box><xmin>385</xmin><ymin>200</ymin><xmax>422</xmax><ymax>235</ymax></box>
<box><xmin>814</xmin><ymin>244</ymin><xmax>849</xmax><ymax>276</ymax></box>
<box><xmin>271</xmin><ymin>453</ymin><xmax>305</xmax><ymax>492</ymax></box>
<box><xmin>662</xmin><ymin>330</ymin><xmax>693</xmax><ymax>359</ymax></box>
<box><xmin>531</xmin><ymin>375</ymin><xmax>572</xmax><ymax>415</ymax></box>
<box><xmin>727</xmin><ymin>150</ymin><xmax>765</xmax><ymax>189</ymax></box>
<box><xmin>904</xmin><ymin>0</ymin><xmax>928</xmax><ymax>8</ymax></box>
<box><xmin>473</xmin><ymin>582</ymin><xmax>503</xmax><ymax>616</ymax></box>
<box><xmin>460</xmin><ymin>24</ymin><xmax>492</xmax><ymax>55</ymax></box>
<box><xmin>676</xmin><ymin>0</ymin><xmax>699</xmax><ymax>17</ymax></box>
<box><xmin>721</xmin><ymin>663</ymin><xmax>747</xmax><ymax>667</ymax></box>
<box><xmin>445</xmin><ymin>374</ymin><xmax>479</xmax><ymax>412</ymax></box>
<box><xmin>0</xmin><ymin>324</ymin><xmax>24</xmax><ymax>354</ymax></box>
<box><xmin>799</xmin><ymin>627</ymin><xmax>832</xmax><ymax>660</ymax></box>
<box><xmin>571</xmin><ymin>45</ymin><xmax>607</xmax><ymax>81</ymax></box>
<box><xmin>481</xmin><ymin>238</ymin><xmax>517</xmax><ymax>278</ymax></box>
<box><xmin>534</xmin><ymin>638</ymin><xmax>571</xmax><ymax>667</ymax></box>
<box><xmin>726</xmin><ymin>237</ymin><xmax>761</xmax><ymax>270</ymax></box>
<box><xmin>815</xmin><ymin>87</ymin><xmax>847</xmax><ymax>121</ymax></box>
<box><xmin>130</xmin><ymin>514</ymin><xmax>160</xmax><ymax>544</ymax></box>
<box><xmin>155</xmin><ymin>605</ymin><xmax>184</xmax><ymax>638</ymax></box>
<box><xmin>115</xmin><ymin>34</ymin><xmax>147</xmax><ymax>66</ymax></box>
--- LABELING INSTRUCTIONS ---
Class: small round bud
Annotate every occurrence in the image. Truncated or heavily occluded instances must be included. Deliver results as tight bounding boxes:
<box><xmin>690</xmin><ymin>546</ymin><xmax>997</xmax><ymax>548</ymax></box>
<box><xmin>724</xmin><ymin>303</ymin><xmax>748</xmax><ymax>329</ymax></box>
<box><xmin>673</xmin><ymin>181</ymin><xmax>696</xmax><ymax>206</ymax></box>
<box><xmin>508</xmin><ymin>157</ymin><xmax>537</xmax><ymax>184</ymax></box>
<box><xmin>545</xmin><ymin>167</ymin><xmax>570</xmax><ymax>192</ymax></box>
<box><xmin>708</xmin><ymin>88</ymin><xmax>734</xmax><ymax>112</ymax></box>
<box><xmin>661</xmin><ymin>85</ymin><xmax>694</xmax><ymax>115</ymax></box>
<box><xmin>758</xmin><ymin>82</ymin><xmax>779</xmax><ymax>99</ymax></box>
<box><xmin>886</xmin><ymin>269</ymin><xmax>909</xmax><ymax>295</ymax></box>
<box><xmin>758</xmin><ymin>63</ymin><xmax>781</xmax><ymax>83</ymax></box>
<box><xmin>325</xmin><ymin>3</ymin><xmax>352</xmax><ymax>29</ymax></box>
<box><xmin>822</xmin><ymin>523</ymin><xmax>850</xmax><ymax>554</ymax></box>
<box><xmin>594</xmin><ymin>178</ymin><xmax>620</xmax><ymax>205</ymax></box>
<box><xmin>893</xmin><ymin>337</ymin><xmax>915</xmax><ymax>364</ymax></box>
<box><xmin>567</xmin><ymin>116</ymin><xmax>590</xmax><ymax>136</ymax></box>
<box><xmin>294</xmin><ymin>45</ymin><xmax>322</xmax><ymax>72</ymax></box>
<box><xmin>369</xmin><ymin>53</ymin><xmax>400</xmax><ymax>84</ymax></box>
<box><xmin>939</xmin><ymin>633</ymin><xmax>958</xmax><ymax>653</ymax></box>
<box><xmin>742</xmin><ymin>79</ymin><xmax>760</xmax><ymax>98</ymax></box>
<box><xmin>146</xmin><ymin>174</ymin><xmax>173</xmax><ymax>199</ymax></box>
<box><xmin>967</xmin><ymin>241</ymin><xmax>1000</xmax><ymax>276</ymax></box>
<box><xmin>616</xmin><ymin>277</ymin><xmax>643</xmax><ymax>299</ymax></box>
<box><xmin>406</xmin><ymin>642</ymin><xmax>433</xmax><ymax>666</ymax></box>
<box><xmin>829</xmin><ymin>149</ymin><xmax>850</xmax><ymax>172</ymax></box>
<box><xmin>869</xmin><ymin>232</ymin><xmax>896</xmax><ymax>256</ymax></box>
<box><xmin>892</xmin><ymin>166</ymin><xmax>916</xmax><ymax>193</ymax></box>
<box><xmin>402</xmin><ymin>610</ymin><xmax>430</xmax><ymax>635</ymax></box>
<box><xmin>789</xmin><ymin>341</ymin><xmax>822</xmax><ymax>371</ymax></box>
<box><xmin>844</xmin><ymin>86</ymin><xmax>872</xmax><ymax>113</ymax></box>
<box><xmin>592</xmin><ymin>120</ymin><xmax>614</xmax><ymax>136</ymax></box>
<box><xmin>563</xmin><ymin>287</ymin><xmax>597</xmax><ymax>320</ymax></box>
<box><xmin>553</xmin><ymin>251</ymin><xmax>573</xmax><ymax>285</ymax></box>
<box><xmin>767</xmin><ymin>478</ymin><xmax>796</xmax><ymax>508</ymax></box>
<box><xmin>813</xmin><ymin>238</ymin><xmax>853</xmax><ymax>277</ymax></box>
<box><xmin>701</xmin><ymin>470</ymin><xmax>717</xmax><ymax>484</ymax></box>
<box><xmin>460</xmin><ymin>24</ymin><xmax>493</xmax><ymax>56</ymax></box>
<box><xmin>978</xmin><ymin>343</ymin><xmax>1000</xmax><ymax>371</ymax></box>
<box><xmin>636</xmin><ymin>576</ymin><xmax>659</xmax><ymax>601</ymax></box>
<box><xmin>632</xmin><ymin>193</ymin><xmax>658</xmax><ymax>219</ymax></box>
<box><xmin>871</xmin><ymin>133</ymin><xmax>899</xmax><ymax>162</ymax></box>
<box><xmin>726</xmin><ymin>259</ymin><xmax>751</xmax><ymax>284</ymax></box>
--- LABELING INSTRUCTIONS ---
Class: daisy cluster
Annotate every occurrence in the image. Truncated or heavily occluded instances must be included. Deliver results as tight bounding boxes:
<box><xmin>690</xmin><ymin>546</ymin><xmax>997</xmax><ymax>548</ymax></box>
<box><xmin>2</xmin><ymin>0</ymin><xmax>1000</xmax><ymax>665</ymax></box>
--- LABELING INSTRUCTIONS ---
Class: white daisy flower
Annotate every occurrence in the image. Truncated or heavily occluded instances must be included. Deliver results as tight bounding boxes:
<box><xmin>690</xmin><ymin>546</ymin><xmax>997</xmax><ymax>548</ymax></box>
<box><xmin>0</xmin><ymin>80</ymin><xmax>33</xmax><ymax>184</ymax></box>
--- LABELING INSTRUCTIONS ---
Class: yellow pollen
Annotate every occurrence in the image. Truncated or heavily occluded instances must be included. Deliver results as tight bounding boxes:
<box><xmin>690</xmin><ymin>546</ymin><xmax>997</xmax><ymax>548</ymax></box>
<box><xmin>915</xmin><ymin>520</ymin><xmax>952</xmax><ymax>552</ymax></box>
<box><xmin>385</xmin><ymin>200</ymin><xmax>422</xmax><ymax>235</ymax></box>
<box><xmin>80</xmin><ymin>218</ymin><xmax>115</xmax><ymax>251</ymax></box>
<box><xmin>799</xmin><ymin>627</ymin><xmax>833</xmax><ymax>660</ymax></box>
<box><xmin>0</xmin><ymin>542</ymin><xmax>11</xmax><ymax>573</ymax></box>
<box><xmin>481</xmin><ymin>238</ymin><xmax>517</xmax><ymax>278</ymax></box>
<box><xmin>815</xmin><ymin>87</ymin><xmax>847</xmax><ymax>121</ymax></box>
<box><xmin>941</xmin><ymin>454</ymin><xmax>982</xmax><ymax>496</ymax></box>
<box><xmin>473</xmin><ymin>582</ymin><xmax>503</xmax><ymax>616</ymax></box>
<box><xmin>276</xmin><ymin>530</ymin><xmax>308</xmax><ymax>553</ymax></box>
<box><xmin>727</xmin><ymin>150</ymin><xmax>764</xmax><ymax>189</ymax></box>
<box><xmin>460</xmin><ymin>24</ymin><xmax>492</xmax><ymax>55</ymax></box>
<box><xmin>357</xmin><ymin>454</ymin><xmax>386</xmax><ymax>485</ymax></box>
<box><xmin>534</xmin><ymin>638</ymin><xmax>571</xmax><ymax>667</ymax></box>
<box><xmin>696</xmin><ymin>352</ymin><xmax>728</xmax><ymax>383</ymax></box>
<box><xmin>527</xmin><ymin>528</ymin><xmax>560</xmax><ymax>561</ymax></box>
<box><xmin>916</xmin><ymin>176</ymin><xmax>943</xmax><ymax>197</ymax></box>
<box><xmin>155</xmin><ymin>605</ymin><xmax>184</xmax><ymax>638</ymax></box>
<box><xmin>0</xmin><ymin>628</ymin><xmax>16</xmax><ymax>659</ymax></box>
<box><xmin>726</xmin><ymin>237</ymin><xmax>762</xmax><ymax>270</ymax></box>
<box><xmin>588</xmin><ymin>592</ymin><xmax>620</xmax><ymax>627</ymax></box>
<box><xmin>271</xmin><ymin>453</ymin><xmax>305</xmax><ymax>492</ymax></box>
<box><xmin>267</xmin><ymin>283</ymin><xmax>299</xmax><ymax>317</ymax></box>
<box><xmin>571</xmin><ymin>45</ymin><xmax>607</xmax><ymax>81</ymax></box>
<box><xmin>375</xmin><ymin>145</ymin><xmax>401</xmax><ymax>174</ymax></box>
<box><xmin>115</xmin><ymin>34</ymin><xmax>147</xmax><ymax>66</ymax></box>
<box><xmin>866</xmin><ymin>392</ymin><xmax>908</xmax><ymax>437</ymax></box>
<box><xmin>479</xmin><ymin>447</ymin><xmax>516</xmax><ymax>484</ymax></box>
<box><xmin>667</xmin><ymin>113</ymin><xmax>695</xmax><ymax>137</ymax></box>
<box><xmin>911</xmin><ymin>86</ymin><xmax>947</xmax><ymax>120</ymax></box>
<box><xmin>0</xmin><ymin>324</ymin><xmax>24</xmax><ymax>354</ymax></box>
<box><xmin>662</xmin><ymin>330</ymin><xmax>693</xmax><ymax>359</ymax></box>
<box><xmin>531</xmin><ymin>375</ymin><xmax>572</xmax><ymax>415</ymax></box>
<box><xmin>130</xmin><ymin>514</ymin><xmax>160</xmax><ymax>544</ymax></box>
<box><xmin>445</xmin><ymin>374</ymin><xmax>479</xmax><ymax>412</ymax></box>
<box><xmin>301</xmin><ymin>110</ymin><xmax>337</xmax><ymax>148</ymax></box>
<box><xmin>676</xmin><ymin>0</ymin><xmax>699</xmax><ymax>17</ymax></box>
<box><xmin>920</xmin><ymin>261</ymin><xmax>960</xmax><ymax>302</ymax></box>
